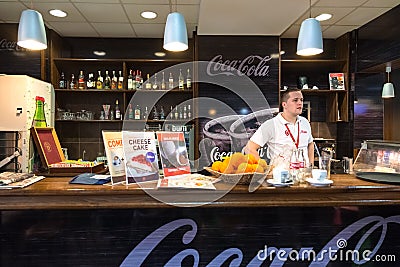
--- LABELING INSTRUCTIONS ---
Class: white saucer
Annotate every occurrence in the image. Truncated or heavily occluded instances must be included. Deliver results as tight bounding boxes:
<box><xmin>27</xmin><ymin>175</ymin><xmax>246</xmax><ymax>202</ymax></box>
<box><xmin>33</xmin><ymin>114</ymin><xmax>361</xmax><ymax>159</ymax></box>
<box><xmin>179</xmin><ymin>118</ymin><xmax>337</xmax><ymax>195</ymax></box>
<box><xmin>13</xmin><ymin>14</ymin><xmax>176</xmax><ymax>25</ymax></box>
<box><xmin>267</xmin><ymin>179</ymin><xmax>293</xmax><ymax>187</ymax></box>
<box><xmin>306</xmin><ymin>178</ymin><xmax>333</xmax><ymax>187</ymax></box>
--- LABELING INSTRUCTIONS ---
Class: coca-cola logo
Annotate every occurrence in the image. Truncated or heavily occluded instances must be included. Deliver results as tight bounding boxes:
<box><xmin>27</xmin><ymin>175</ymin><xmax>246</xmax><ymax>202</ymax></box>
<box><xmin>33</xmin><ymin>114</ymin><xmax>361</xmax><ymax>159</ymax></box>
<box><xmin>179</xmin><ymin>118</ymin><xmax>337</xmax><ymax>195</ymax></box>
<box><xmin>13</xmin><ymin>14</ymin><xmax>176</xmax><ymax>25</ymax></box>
<box><xmin>121</xmin><ymin>215</ymin><xmax>400</xmax><ymax>266</ymax></box>
<box><xmin>207</xmin><ymin>55</ymin><xmax>271</xmax><ymax>77</ymax></box>
<box><xmin>0</xmin><ymin>38</ymin><xmax>27</xmax><ymax>51</ymax></box>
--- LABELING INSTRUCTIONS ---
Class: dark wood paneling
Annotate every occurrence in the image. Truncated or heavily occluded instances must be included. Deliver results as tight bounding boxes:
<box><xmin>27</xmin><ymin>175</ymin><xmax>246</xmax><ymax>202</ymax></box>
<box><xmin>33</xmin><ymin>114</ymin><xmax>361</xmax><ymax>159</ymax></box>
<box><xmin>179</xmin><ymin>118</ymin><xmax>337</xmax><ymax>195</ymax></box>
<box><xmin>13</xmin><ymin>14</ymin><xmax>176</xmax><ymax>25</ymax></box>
<box><xmin>0</xmin><ymin>24</ymin><xmax>42</xmax><ymax>79</ymax></box>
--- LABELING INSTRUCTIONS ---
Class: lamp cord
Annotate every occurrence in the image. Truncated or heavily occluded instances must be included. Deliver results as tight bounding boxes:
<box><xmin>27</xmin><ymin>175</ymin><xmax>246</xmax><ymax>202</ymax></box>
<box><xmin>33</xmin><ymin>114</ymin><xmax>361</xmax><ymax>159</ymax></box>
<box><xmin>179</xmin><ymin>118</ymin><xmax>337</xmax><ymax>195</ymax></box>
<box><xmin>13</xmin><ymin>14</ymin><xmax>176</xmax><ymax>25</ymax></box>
<box><xmin>309</xmin><ymin>0</ymin><xmax>311</xmax><ymax>18</ymax></box>
<box><xmin>168</xmin><ymin>0</ymin><xmax>172</xmax><ymax>13</ymax></box>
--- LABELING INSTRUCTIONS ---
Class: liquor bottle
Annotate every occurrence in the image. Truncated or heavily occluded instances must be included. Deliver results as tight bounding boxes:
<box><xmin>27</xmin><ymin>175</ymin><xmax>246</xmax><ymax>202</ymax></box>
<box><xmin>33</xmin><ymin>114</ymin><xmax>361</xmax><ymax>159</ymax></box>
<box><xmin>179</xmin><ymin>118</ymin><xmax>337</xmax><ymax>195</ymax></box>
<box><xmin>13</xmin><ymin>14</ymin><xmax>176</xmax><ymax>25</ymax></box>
<box><xmin>59</xmin><ymin>72</ymin><xmax>67</xmax><ymax>89</ymax></box>
<box><xmin>168</xmin><ymin>72</ymin><xmax>174</xmax><ymax>89</ymax></box>
<box><xmin>78</xmin><ymin>70</ymin><xmax>85</xmax><ymax>89</ymax></box>
<box><xmin>96</xmin><ymin>70</ymin><xmax>103</xmax><ymax>89</ymax></box>
<box><xmin>178</xmin><ymin>69</ymin><xmax>184</xmax><ymax>90</ymax></box>
<box><xmin>170</xmin><ymin>106</ymin><xmax>173</xmax><ymax>119</ymax></box>
<box><xmin>118</xmin><ymin>70</ymin><xmax>123</xmax><ymax>90</ymax></box>
<box><xmin>187</xmin><ymin>104</ymin><xmax>192</xmax><ymax>118</ymax></box>
<box><xmin>115</xmin><ymin>99</ymin><xmax>121</xmax><ymax>120</ymax></box>
<box><xmin>87</xmin><ymin>73</ymin><xmax>95</xmax><ymax>89</ymax></box>
<box><xmin>153</xmin><ymin>106</ymin><xmax>159</xmax><ymax>120</ymax></box>
<box><xmin>140</xmin><ymin>71</ymin><xmax>143</xmax><ymax>88</ymax></box>
<box><xmin>145</xmin><ymin>74</ymin><xmax>152</xmax><ymax>89</ymax></box>
<box><xmin>174</xmin><ymin>106</ymin><xmax>179</xmax><ymax>120</ymax></box>
<box><xmin>104</xmin><ymin>71</ymin><xmax>111</xmax><ymax>89</ymax></box>
<box><xmin>160</xmin><ymin>106</ymin><xmax>165</xmax><ymax>120</ymax></box>
<box><xmin>186</xmin><ymin>68</ymin><xmax>192</xmax><ymax>89</ymax></box>
<box><xmin>127</xmin><ymin>69</ymin><xmax>134</xmax><ymax>90</ymax></box>
<box><xmin>179</xmin><ymin>106</ymin><xmax>183</xmax><ymax>119</ymax></box>
<box><xmin>32</xmin><ymin>96</ymin><xmax>47</xmax><ymax>127</ymax></box>
<box><xmin>183</xmin><ymin>105</ymin><xmax>187</xmax><ymax>119</ymax></box>
<box><xmin>152</xmin><ymin>73</ymin><xmax>159</xmax><ymax>90</ymax></box>
<box><xmin>128</xmin><ymin>104</ymin><xmax>134</xmax><ymax>120</ymax></box>
<box><xmin>135</xmin><ymin>70</ymin><xmax>141</xmax><ymax>89</ymax></box>
<box><xmin>143</xmin><ymin>106</ymin><xmax>149</xmax><ymax>120</ymax></box>
<box><xmin>161</xmin><ymin>72</ymin><xmax>166</xmax><ymax>90</ymax></box>
<box><xmin>134</xmin><ymin>105</ymin><xmax>141</xmax><ymax>120</ymax></box>
<box><xmin>111</xmin><ymin>70</ymin><xmax>117</xmax><ymax>89</ymax></box>
<box><xmin>70</xmin><ymin>74</ymin><xmax>76</xmax><ymax>89</ymax></box>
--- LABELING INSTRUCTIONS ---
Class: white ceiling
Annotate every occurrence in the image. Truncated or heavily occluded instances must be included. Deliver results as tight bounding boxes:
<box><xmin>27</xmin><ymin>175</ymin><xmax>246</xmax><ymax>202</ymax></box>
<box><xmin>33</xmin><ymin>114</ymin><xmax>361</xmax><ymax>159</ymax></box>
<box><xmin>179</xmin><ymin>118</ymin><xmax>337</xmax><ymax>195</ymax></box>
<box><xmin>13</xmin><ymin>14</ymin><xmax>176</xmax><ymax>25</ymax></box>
<box><xmin>0</xmin><ymin>0</ymin><xmax>399</xmax><ymax>39</ymax></box>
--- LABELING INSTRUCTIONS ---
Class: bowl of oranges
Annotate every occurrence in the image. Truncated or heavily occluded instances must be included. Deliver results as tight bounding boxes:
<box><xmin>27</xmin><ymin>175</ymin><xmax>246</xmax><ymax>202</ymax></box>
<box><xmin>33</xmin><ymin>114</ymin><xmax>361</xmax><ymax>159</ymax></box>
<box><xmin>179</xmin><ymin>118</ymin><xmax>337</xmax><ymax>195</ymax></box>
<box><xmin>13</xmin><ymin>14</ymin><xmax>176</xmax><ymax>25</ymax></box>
<box><xmin>204</xmin><ymin>152</ymin><xmax>271</xmax><ymax>184</ymax></box>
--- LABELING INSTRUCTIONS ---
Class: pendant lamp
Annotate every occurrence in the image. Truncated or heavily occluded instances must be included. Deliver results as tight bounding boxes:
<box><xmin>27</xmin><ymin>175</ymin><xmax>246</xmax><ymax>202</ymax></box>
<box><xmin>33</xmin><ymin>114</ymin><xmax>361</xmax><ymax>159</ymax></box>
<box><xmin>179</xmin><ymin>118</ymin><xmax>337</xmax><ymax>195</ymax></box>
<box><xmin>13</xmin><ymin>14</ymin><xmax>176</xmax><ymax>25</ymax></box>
<box><xmin>382</xmin><ymin>66</ymin><xmax>395</xmax><ymax>98</ymax></box>
<box><xmin>296</xmin><ymin>0</ymin><xmax>323</xmax><ymax>56</ymax></box>
<box><xmin>17</xmin><ymin>9</ymin><xmax>47</xmax><ymax>50</ymax></box>
<box><xmin>163</xmin><ymin>0</ymin><xmax>188</xmax><ymax>52</ymax></box>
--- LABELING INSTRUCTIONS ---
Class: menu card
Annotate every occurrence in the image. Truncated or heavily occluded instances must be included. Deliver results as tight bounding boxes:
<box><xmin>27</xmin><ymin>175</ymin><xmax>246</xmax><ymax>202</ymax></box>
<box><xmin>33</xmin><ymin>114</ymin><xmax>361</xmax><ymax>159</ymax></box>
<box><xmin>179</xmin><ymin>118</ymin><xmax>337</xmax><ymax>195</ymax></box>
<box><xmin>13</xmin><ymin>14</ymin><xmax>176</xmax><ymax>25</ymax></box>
<box><xmin>102</xmin><ymin>131</ymin><xmax>126</xmax><ymax>184</ymax></box>
<box><xmin>156</xmin><ymin>131</ymin><xmax>191</xmax><ymax>177</ymax></box>
<box><xmin>122</xmin><ymin>131</ymin><xmax>159</xmax><ymax>184</ymax></box>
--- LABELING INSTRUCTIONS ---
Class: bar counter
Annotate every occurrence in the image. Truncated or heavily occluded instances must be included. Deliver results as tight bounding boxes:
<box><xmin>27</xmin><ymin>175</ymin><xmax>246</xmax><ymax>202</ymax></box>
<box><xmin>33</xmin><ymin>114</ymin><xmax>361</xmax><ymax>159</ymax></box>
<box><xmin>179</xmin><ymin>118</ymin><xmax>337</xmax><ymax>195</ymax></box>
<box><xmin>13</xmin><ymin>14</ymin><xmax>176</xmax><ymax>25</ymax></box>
<box><xmin>2</xmin><ymin>174</ymin><xmax>400</xmax><ymax>210</ymax></box>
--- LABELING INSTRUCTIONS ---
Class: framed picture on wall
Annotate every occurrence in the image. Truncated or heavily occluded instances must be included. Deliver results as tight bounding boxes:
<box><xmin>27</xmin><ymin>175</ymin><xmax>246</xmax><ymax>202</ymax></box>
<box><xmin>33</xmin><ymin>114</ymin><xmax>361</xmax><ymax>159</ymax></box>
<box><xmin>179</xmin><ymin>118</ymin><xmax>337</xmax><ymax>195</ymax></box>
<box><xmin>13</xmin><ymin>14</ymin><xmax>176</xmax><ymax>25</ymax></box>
<box><xmin>329</xmin><ymin>73</ymin><xmax>345</xmax><ymax>90</ymax></box>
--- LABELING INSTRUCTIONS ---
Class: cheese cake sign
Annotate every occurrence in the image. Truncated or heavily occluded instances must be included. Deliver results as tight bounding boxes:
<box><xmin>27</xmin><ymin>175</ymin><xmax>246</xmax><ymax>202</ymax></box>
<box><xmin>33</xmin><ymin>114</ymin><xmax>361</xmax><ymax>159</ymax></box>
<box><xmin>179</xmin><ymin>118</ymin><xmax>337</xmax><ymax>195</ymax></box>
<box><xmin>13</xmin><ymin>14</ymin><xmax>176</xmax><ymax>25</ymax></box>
<box><xmin>207</xmin><ymin>55</ymin><xmax>272</xmax><ymax>77</ymax></box>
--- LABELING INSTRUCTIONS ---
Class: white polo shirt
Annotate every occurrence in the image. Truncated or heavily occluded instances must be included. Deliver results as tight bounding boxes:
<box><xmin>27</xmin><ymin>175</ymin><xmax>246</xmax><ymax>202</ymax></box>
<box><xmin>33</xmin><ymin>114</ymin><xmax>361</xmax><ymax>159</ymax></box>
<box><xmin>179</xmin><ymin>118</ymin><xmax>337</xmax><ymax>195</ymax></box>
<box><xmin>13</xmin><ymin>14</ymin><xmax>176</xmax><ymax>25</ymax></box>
<box><xmin>250</xmin><ymin>113</ymin><xmax>313</xmax><ymax>163</ymax></box>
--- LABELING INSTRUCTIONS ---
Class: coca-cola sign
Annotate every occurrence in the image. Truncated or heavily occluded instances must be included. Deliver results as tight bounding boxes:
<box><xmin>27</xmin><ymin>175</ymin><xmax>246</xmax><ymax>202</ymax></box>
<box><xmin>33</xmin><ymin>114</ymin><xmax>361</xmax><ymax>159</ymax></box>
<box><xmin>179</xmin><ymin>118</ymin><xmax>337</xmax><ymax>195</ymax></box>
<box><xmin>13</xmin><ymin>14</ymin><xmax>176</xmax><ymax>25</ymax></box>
<box><xmin>206</xmin><ymin>54</ymin><xmax>271</xmax><ymax>77</ymax></box>
<box><xmin>0</xmin><ymin>38</ymin><xmax>27</xmax><ymax>51</ymax></box>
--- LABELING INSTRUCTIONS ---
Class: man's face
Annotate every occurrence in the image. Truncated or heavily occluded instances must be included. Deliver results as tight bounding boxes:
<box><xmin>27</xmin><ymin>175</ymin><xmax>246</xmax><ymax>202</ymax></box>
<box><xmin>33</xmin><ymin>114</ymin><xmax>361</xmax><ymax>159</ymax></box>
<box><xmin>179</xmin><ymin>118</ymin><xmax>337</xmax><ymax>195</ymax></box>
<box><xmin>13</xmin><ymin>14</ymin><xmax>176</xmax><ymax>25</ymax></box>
<box><xmin>283</xmin><ymin>91</ymin><xmax>303</xmax><ymax>116</ymax></box>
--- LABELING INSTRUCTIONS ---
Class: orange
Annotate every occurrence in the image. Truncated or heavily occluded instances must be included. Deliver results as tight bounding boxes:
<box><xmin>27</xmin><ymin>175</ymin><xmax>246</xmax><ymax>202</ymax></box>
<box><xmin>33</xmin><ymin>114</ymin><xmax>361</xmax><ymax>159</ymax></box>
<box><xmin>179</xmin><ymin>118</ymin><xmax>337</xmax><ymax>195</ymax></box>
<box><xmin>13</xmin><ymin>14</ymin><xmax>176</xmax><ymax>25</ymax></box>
<box><xmin>211</xmin><ymin>161</ymin><xmax>223</xmax><ymax>172</ymax></box>
<box><xmin>258</xmin><ymin>158</ymin><xmax>268</xmax><ymax>169</ymax></box>
<box><xmin>230</xmin><ymin>152</ymin><xmax>246</xmax><ymax>168</ymax></box>
<box><xmin>236</xmin><ymin>162</ymin><xmax>248</xmax><ymax>173</ymax></box>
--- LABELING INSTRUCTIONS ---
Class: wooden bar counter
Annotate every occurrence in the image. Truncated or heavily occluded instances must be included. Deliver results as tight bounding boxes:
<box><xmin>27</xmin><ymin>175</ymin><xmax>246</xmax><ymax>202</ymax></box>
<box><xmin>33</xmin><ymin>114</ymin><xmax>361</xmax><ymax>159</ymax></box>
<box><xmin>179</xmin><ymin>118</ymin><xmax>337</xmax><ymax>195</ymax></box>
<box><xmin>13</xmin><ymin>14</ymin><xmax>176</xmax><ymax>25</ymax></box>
<box><xmin>2</xmin><ymin>174</ymin><xmax>400</xmax><ymax>210</ymax></box>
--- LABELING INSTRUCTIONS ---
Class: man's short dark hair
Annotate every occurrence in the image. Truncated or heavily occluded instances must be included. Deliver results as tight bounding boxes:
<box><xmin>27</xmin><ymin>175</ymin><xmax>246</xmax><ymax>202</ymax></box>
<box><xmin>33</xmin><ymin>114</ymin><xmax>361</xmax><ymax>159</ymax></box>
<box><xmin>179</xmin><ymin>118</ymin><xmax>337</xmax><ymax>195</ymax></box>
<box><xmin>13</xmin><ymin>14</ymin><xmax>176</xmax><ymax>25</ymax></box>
<box><xmin>281</xmin><ymin>88</ymin><xmax>302</xmax><ymax>104</ymax></box>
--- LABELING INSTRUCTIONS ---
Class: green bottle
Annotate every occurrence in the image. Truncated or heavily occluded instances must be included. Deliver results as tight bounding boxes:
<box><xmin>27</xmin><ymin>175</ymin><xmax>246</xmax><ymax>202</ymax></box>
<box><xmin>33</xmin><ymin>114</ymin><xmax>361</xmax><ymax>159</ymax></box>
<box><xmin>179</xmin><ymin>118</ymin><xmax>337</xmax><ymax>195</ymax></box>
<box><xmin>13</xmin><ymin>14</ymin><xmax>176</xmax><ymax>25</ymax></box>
<box><xmin>32</xmin><ymin>96</ymin><xmax>47</xmax><ymax>127</ymax></box>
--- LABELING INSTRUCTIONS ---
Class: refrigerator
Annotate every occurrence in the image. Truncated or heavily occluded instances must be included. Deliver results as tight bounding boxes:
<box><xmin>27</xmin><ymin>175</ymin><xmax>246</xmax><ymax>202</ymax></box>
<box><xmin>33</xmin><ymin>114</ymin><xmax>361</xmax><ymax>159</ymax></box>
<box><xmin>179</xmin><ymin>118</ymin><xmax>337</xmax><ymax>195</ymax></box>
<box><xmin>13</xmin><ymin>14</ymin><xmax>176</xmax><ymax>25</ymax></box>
<box><xmin>0</xmin><ymin>75</ymin><xmax>55</xmax><ymax>172</ymax></box>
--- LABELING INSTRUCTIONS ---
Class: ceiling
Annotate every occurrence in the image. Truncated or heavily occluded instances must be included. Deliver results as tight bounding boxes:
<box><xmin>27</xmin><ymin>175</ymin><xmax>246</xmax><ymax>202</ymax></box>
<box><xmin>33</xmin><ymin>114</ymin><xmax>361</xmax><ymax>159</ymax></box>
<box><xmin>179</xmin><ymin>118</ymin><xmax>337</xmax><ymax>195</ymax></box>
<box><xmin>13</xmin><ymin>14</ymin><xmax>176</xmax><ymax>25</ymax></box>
<box><xmin>0</xmin><ymin>0</ymin><xmax>399</xmax><ymax>39</ymax></box>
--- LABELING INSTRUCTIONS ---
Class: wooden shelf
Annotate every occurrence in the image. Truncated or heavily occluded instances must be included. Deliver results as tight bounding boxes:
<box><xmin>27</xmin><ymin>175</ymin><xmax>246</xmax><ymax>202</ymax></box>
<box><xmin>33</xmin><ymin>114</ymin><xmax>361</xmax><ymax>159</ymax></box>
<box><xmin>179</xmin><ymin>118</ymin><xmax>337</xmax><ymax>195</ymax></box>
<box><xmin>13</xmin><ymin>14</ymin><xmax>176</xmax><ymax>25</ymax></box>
<box><xmin>55</xmin><ymin>88</ymin><xmax>132</xmax><ymax>92</ymax></box>
<box><xmin>281</xmin><ymin>59</ymin><xmax>347</xmax><ymax>70</ymax></box>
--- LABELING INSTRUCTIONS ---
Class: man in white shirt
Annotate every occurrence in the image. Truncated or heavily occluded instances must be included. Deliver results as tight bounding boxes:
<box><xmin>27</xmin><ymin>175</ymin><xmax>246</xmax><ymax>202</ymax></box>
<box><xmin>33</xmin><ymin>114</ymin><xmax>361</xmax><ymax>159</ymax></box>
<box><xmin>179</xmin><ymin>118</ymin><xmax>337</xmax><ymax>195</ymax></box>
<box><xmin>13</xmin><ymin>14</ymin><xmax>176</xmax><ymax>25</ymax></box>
<box><xmin>245</xmin><ymin>88</ymin><xmax>314</xmax><ymax>165</ymax></box>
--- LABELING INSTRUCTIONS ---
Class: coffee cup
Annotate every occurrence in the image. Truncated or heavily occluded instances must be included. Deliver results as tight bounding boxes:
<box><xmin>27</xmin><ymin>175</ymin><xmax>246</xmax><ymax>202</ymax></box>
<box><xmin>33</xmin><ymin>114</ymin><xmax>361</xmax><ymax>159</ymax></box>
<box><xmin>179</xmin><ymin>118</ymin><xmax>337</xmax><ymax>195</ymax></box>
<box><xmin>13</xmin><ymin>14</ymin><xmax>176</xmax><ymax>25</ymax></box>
<box><xmin>273</xmin><ymin>168</ymin><xmax>289</xmax><ymax>183</ymax></box>
<box><xmin>312</xmin><ymin>169</ymin><xmax>327</xmax><ymax>181</ymax></box>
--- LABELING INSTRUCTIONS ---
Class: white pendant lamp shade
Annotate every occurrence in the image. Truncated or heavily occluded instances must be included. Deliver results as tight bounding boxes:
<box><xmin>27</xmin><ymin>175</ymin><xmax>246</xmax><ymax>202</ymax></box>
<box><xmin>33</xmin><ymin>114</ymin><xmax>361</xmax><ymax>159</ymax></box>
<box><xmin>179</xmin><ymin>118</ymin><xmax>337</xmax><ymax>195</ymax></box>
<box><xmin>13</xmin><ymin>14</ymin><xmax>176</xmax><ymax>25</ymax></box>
<box><xmin>382</xmin><ymin>83</ymin><xmax>395</xmax><ymax>98</ymax></box>
<box><xmin>17</xmin><ymin>9</ymin><xmax>47</xmax><ymax>50</ymax></box>
<box><xmin>296</xmin><ymin>18</ymin><xmax>323</xmax><ymax>56</ymax></box>
<box><xmin>163</xmin><ymin>12</ymin><xmax>188</xmax><ymax>52</ymax></box>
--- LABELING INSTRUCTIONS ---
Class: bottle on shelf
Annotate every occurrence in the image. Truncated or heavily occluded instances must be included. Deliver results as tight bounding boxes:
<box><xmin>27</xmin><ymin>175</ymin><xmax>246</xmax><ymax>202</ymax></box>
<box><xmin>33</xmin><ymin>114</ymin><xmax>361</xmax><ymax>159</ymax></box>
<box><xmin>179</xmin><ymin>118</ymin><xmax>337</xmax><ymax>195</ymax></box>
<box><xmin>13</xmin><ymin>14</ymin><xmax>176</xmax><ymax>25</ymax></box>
<box><xmin>127</xmin><ymin>70</ymin><xmax>134</xmax><ymax>90</ymax></box>
<box><xmin>118</xmin><ymin>70</ymin><xmax>123</xmax><ymax>90</ymax></box>
<box><xmin>59</xmin><ymin>72</ymin><xmax>67</xmax><ymax>89</ymax></box>
<box><xmin>69</xmin><ymin>74</ymin><xmax>76</xmax><ymax>89</ymax></box>
<box><xmin>178</xmin><ymin>69</ymin><xmax>184</xmax><ymax>90</ymax></box>
<box><xmin>87</xmin><ymin>73</ymin><xmax>96</xmax><ymax>89</ymax></box>
<box><xmin>143</xmin><ymin>106</ymin><xmax>149</xmax><ymax>120</ymax></box>
<box><xmin>136</xmin><ymin>70</ymin><xmax>142</xmax><ymax>89</ymax></box>
<box><xmin>134</xmin><ymin>105</ymin><xmax>141</xmax><ymax>120</ymax></box>
<box><xmin>160</xmin><ymin>106</ymin><xmax>165</xmax><ymax>120</ymax></box>
<box><xmin>104</xmin><ymin>71</ymin><xmax>111</xmax><ymax>89</ymax></box>
<box><xmin>174</xmin><ymin>106</ymin><xmax>179</xmax><ymax>120</ymax></box>
<box><xmin>111</xmin><ymin>70</ymin><xmax>117</xmax><ymax>89</ymax></box>
<box><xmin>152</xmin><ymin>73</ymin><xmax>159</xmax><ymax>90</ymax></box>
<box><xmin>128</xmin><ymin>104</ymin><xmax>134</xmax><ymax>120</ymax></box>
<box><xmin>153</xmin><ymin>106</ymin><xmax>159</xmax><ymax>120</ymax></box>
<box><xmin>78</xmin><ymin>70</ymin><xmax>85</xmax><ymax>89</ymax></box>
<box><xmin>161</xmin><ymin>72</ymin><xmax>166</xmax><ymax>90</ymax></box>
<box><xmin>183</xmin><ymin>105</ymin><xmax>187</xmax><ymax>119</ymax></box>
<box><xmin>32</xmin><ymin>96</ymin><xmax>47</xmax><ymax>127</ymax></box>
<box><xmin>110</xmin><ymin>110</ymin><xmax>114</xmax><ymax>120</ymax></box>
<box><xmin>115</xmin><ymin>99</ymin><xmax>121</xmax><ymax>120</ymax></box>
<box><xmin>145</xmin><ymin>74</ymin><xmax>152</xmax><ymax>90</ymax></box>
<box><xmin>168</xmin><ymin>72</ymin><xmax>174</xmax><ymax>89</ymax></box>
<box><xmin>187</xmin><ymin>104</ymin><xmax>192</xmax><ymax>118</ymax></box>
<box><xmin>170</xmin><ymin>106</ymin><xmax>173</xmax><ymax>119</ymax></box>
<box><xmin>96</xmin><ymin>70</ymin><xmax>103</xmax><ymax>89</ymax></box>
<box><xmin>186</xmin><ymin>68</ymin><xmax>192</xmax><ymax>89</ymax></box>
<box><xmin>179</xmin><ymin>106</ymin><xmax>183</xmax><ymax>119</ymax></box>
